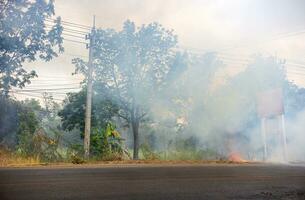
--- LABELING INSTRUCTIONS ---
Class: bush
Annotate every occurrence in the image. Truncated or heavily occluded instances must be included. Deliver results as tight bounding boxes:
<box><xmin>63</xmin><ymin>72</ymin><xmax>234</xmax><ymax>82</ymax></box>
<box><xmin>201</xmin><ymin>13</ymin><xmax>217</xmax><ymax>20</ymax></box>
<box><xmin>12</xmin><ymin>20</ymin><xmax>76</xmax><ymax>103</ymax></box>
<box><xmin>90</xmin><ymin>123</ymin><xmax>124</xmax><ymax>160</ymax></box>
<box><xmin>67</xmin><ymin>144</ymin><xmax>84</xmax><ymax>163</ymax></box>
<box><xmin>16</xmin><ymin>105</ymin><xmax>39</xmax><ymax>157</ymax></box>
<box><xmin>16</xmin><ymin>128</ymin><xmax>64</xmax><ymax>162</ymax></box>
<box><xmin>71</xmin><ymin>154</ymin><xmax>85</xmax><ymax>164</ymax></box>
<box><xmin>164</xmin><ymin>135</ymin><xmax>221</xmax><ymax>160</ymax></box>
<box><xmin>162</xmin><ymin>148</ymin><xmax>220</xmax><ymax>160</ymax></box>
<box><xmin>140</xmin><ymin>142</ymin><xmax>160</xmax><ymax>160</ymax></box>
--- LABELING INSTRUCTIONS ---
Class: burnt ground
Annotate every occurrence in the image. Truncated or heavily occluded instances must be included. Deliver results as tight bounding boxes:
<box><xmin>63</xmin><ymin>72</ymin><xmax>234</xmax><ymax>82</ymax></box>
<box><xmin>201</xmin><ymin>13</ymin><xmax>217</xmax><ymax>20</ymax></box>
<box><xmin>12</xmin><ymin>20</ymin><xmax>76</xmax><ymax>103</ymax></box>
<box><xmin>0</xmin><ymin>164</ymin><xmax>304</xmax><ymax>200</ymax></box>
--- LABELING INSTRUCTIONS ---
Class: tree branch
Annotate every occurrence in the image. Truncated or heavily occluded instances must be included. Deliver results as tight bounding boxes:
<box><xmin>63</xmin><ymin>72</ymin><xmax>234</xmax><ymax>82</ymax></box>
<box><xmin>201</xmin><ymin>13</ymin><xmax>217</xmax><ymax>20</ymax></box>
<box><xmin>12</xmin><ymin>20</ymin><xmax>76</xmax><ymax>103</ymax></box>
<box><xmin>117</xmin><ymin>112</ymin><xmax>130</xmax><ymax>121</ymax></box>
<box><xmin>137</xmin><ymin>111</ymin><xmax>147</xmax><ymax>120</ymax></box>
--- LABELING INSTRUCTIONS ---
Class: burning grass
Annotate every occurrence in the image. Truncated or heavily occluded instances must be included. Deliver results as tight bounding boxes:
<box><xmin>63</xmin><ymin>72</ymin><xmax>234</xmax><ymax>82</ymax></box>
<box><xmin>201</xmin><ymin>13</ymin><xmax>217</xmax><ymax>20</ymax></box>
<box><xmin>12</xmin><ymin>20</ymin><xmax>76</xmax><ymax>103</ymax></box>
<box><xmin>0</xmin><ymin>148</ymin><xmax>254</xmax><ymax>167</ymax></box>
<box><xmin>228</xmin><ymin>152</ymin><xmax>248</xmax><ymax>163</ymax></box>
<box><xmin>84</xmin><ymin>159</ymin><xmax>254</xmax><ymax>166</ymax></box>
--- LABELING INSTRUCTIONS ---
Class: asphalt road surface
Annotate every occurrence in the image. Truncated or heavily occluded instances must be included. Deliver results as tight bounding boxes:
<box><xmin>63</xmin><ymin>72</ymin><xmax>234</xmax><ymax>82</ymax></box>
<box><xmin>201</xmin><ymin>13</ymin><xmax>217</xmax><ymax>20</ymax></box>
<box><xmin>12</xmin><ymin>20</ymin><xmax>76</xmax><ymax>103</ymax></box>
<box><xmin>0</xmin><ymin>164</ymin><xmax>305</xmax><ymax>200</ymax></box>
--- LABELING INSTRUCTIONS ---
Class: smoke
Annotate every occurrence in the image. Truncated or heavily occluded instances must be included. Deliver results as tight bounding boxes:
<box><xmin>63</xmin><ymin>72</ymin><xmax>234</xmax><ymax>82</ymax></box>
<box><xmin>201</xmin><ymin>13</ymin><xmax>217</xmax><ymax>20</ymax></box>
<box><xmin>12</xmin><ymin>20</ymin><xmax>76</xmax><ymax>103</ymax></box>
<box><xmin>3</xmin><ymin>0</ymin><xmax>304</xmax><ymax>162</ymax></box>
<box><xmin>140</xmin><ymin>52</ymin><xmax>305</xmax><ymax>162</ymax></box>
<box><xmin>60</xmin><ymin>1</ymin><xmax>304</xmax><ymax>162</ymax></box>
<box><xmin>286</xmin><ymin>110</ymin><xmax>305</xmax><ymax>162</ymax></box>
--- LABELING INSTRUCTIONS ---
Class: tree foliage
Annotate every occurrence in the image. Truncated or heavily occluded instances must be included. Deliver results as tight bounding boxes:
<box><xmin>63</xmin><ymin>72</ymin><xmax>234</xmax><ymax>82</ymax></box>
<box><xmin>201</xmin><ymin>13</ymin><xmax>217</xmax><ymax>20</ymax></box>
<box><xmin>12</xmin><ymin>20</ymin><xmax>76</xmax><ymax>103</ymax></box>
<box><xmin>58</xmin><ymin>87</ymin><xmax>119</xmax><ymax>135</ymax></box>
<box><xmin>0</xmin><ymin>97</ymin><xmax>40</xmax><ymax>147</ymax></box>
<box><xmin>0</xmin><ymin>0</ymin><xmax>63</xmax><ymax>96</ymax></box>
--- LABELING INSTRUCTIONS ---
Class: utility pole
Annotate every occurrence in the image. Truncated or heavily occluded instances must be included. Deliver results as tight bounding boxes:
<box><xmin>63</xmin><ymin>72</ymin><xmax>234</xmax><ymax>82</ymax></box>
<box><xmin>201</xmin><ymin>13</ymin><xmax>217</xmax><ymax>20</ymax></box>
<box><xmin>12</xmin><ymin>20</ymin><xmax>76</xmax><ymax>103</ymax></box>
<box><xmin>84</xmin><ymin>16</ymin><xmax>96</xmax><ymax>159</ymax></box>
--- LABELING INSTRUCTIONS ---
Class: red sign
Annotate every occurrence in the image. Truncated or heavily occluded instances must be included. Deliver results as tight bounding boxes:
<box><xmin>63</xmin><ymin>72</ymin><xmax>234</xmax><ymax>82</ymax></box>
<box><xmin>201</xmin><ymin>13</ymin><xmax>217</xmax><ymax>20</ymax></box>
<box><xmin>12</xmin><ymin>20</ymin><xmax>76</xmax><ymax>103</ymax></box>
<box><xmin>257</xmin><ymin>88</ymin><xmax>284</xmax><ymax>118</ymax></box>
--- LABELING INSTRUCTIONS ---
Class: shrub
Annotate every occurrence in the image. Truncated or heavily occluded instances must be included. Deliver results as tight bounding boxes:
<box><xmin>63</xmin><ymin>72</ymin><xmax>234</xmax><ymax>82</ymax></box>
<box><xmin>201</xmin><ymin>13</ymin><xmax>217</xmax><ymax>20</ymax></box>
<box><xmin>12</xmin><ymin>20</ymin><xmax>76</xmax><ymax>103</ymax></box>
<box><xmin>67</xmin><ymin>144</ymin><xmax>84</xmax><ymax>163</ymax></box>
<box><xmin>90</xmin><ymin>123</ymin><xmax>124</xmax><ymax>160</ymax></box>
<box><xmin>140</xmin><ymin>142</ymin><xmax>160</xmax><ymax>160</ymax></box>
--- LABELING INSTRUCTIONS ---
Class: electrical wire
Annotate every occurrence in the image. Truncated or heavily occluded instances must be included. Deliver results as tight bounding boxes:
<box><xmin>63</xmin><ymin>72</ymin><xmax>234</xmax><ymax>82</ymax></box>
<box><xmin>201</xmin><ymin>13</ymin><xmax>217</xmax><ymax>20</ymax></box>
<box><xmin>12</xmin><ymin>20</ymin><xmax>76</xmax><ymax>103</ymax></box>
<box><xmin>61</xmin><ymin>32</ymin><xmax>86</xmax><ymax>40</ymax></box>
<box><xmin>45</xmin><ymin>23</ymin><xmax>89</xmax><ymax>35</ymax></box>
<box><xmin>11</xmin><ymin>87</ymin><xmax>81</xmax><ymax>92</ymax></box>
<box><xmin>182</xmin><ymin>26</ymin><xmax>305</xmax><ymax>55</ymax></box>
<box><xmin>10</xmin><ymin>92</ymin><xmax>64</xmax><ymax>101</ymax></box>
<box><xmin>63</xmin><ymin>38</ymin><xmax>87</xmax><ymax>45</ymax></box>
<box><xmin>45</xmin><ymin>18</ymin><xmax>91</xmax><ymax>30</ymax></box>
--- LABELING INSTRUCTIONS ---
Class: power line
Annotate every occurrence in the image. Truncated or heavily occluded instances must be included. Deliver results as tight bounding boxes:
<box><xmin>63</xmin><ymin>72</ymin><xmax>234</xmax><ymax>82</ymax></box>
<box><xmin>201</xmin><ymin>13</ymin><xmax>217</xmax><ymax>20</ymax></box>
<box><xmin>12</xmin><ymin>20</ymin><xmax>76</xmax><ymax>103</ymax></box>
<box><xmin>187</xmin><ymin>47</ymin><xmax>305</xmax><ymax>75</ymax></box>
<box><xmin>20</xmin><ymin>83</ymin><xmax>81</xmax><ymax>87</ymax></box>
<box><xmin>63</xmin><ymin>38</ymin><xmax>87</xmax><ymax>45</ymax></box>
<box><xmin>11</xmin><ymin>90</ymin><xmax>73</xmax><ymax>95</ymax></box>
<box><xmin>287</xmin><ymin>59</ymin><xmax>305</xmax><ymax>65</ymax></box>
<box><xmin>12</xmin><ymin>92</ymin><xmax>68</xmax><ymax>97</ymax></box>
<box><xmin>217</xmin><ymin>29</ymin><xmax>305</xmax><ymax>52</ymax></box>
<box><xmin>45</xmin><ymin>18</ymin><xmax>91</xmax><ymax>30</ymax></box>
<box><xmin>286</xmin><ymin>62</ymin><xmax>305</xmax><ymax>68</ymax></box>
<box><xmin>285</xmin><ymin>65</ymin><xmax>305</xmax><ymax>72</ymax></box>
<box><xmin>29</xmin><ymin>78</ymin><xmax>83</xmax><ymax>82</ymax></box>
<box><xmin>65</xmin><ymin>53</ymin><xmax>88</xmax><ymax>59</ymax></box>
<box><xmin>182</xmin><ymin>27</ymin><xmax>305</xmax><ymax>55</ymax></box>
<box><xmin>62</xmin><ymin>27</ymin><xmax>89</xmax><ymax>35</ymax></box>
<box><xmin>45</xmin><ymin>23</ymin><xmax>89</xmax><ymax>35</ymax></box>
<box><xmin>286</xmin><ymin>69</ymin><xmax>305</xmax><ymax>75</ymax></box>
<box><xmin>11</xmin><ymin>87</ymin><xmax>81</xmax><ymax>92</ymax></box>
<box><xmin>62</xmin><ymin>32</ymin><xmax>86</xmax><ymax>40</ymax></box>
<box><xmin>35</xmin><ymin>75</ymin><xmax>83</xmax><ymax>78</ymax></box>
<box><xmin>31</xmin><ymin>76</ymin><xmax>83</xmax><ymax>80</ymax></box>
<box><xmin>60</xmin><ymin>20</ymin><xmax>91</xmax><ymax>29</ymax></box>
<box><xmin>218</xmin><ymin>55</ymin><xmax>305</xmax><ymax>71</ymax></box>
<box><xmin>29</xmin><ymin>80</ymin><xmax>83</xmax><ymax>83</ymax></box>
<box><xmin>208</xmin><ymin>55</ymin><xmax>305</xmax><ymax>80</ymax></box>
<box><xmin>45</xmin><ymin>25</ymin><xmax>88</xmax><ymax>36</ymax></box>
<box><xmin>11</xmin><ymin>92</ymin><xmax>64</xmax><ymax>101</ymax></box>
<box><xmin>33</xmin><ymin>75</ymin><xmax>84</xmax><ymax>79</ymax></box>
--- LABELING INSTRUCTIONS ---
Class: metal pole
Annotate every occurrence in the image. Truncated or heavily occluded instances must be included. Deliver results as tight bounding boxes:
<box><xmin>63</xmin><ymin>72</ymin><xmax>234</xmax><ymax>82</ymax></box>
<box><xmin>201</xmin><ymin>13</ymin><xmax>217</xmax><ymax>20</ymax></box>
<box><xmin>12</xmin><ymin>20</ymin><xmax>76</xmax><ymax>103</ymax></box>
<box><xmin>261</xmin><ymin>118</ymin><xmax>267</xmax><ymax>161</ymax></box>
<box><xmin>280</xmin><ymin>114</ymin><xmax>288</xmax><ymax>162</ymax></box>
<box><xmin>84</xmin><ymin>16</ymin><xmax>96</xmax><ymax>159</ymax></box>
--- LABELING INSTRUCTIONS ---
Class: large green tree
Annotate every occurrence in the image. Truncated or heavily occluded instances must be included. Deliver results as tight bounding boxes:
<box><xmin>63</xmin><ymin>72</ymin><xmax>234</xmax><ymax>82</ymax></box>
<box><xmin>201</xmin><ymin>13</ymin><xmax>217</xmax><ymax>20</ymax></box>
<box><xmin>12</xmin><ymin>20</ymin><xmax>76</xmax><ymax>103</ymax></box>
<box><xmin>73</xmin><ymin>20</ymin><xmax>179</xmax><ymax>159</ymax></box>
<box><xmin>0</xmin><ymin>0</ymin><xmax>63</xmax><ymax>96</ymax></box>
<box><xmin>58</xmin><ymin>87</ymin><xmax>119</xmax><ymax>135</ymax></box>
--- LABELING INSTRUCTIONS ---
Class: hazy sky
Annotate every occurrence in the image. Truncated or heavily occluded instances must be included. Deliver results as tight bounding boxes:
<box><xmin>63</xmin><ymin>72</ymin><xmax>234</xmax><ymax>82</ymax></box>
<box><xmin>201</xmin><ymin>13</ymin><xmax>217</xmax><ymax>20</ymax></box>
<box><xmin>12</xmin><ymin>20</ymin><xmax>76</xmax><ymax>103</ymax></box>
<box><xmin>20</xmin><ymin>0</ymin><xmax>305</xmax><ymax>101</ymax></box>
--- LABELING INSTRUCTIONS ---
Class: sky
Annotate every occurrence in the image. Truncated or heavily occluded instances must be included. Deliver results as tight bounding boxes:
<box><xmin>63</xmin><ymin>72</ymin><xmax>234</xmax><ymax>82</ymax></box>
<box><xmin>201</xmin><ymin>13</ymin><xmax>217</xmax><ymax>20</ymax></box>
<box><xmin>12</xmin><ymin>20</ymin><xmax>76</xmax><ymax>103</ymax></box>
<box><xmin>18</xmin><ymin>0</ymin><xmax>305</xmax><ymax>101</ymax></box>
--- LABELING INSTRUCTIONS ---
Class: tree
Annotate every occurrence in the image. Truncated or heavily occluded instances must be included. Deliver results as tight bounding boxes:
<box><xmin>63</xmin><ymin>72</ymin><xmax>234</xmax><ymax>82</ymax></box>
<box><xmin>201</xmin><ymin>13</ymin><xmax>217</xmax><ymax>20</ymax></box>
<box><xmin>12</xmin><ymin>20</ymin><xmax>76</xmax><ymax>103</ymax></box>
<box><xmin>73</xmin><ymin>20</ymin><xmax>179</xmax><ymax>159</ymax></box>
<box><xmin>283</xmin><ymin>80</ymin><xmax>305</xmax><ymax>119</ymax></box>
<box><xmin>0</xmin><ymin>96</ymin><xmax>19</xmax><ymax>145</ymax></box>
<box><xmin>0</xmin><ymin>97</ymin><xmax>41</xmax><ymax>148</ymax></box>
<box><xmin>0</xmin><ymin>0</ymin><xmax>63</xmax><ymax>96</ymax></box>
<box><xmin>16</xmin><ymin>101</ymin><xmax>39</xmax><ymax>156</ymax></box>
<box><xmin>58</xmin><ymin>86</ymin><xmax>120</xmax><ymax>158</ymax></box>
<box><xmin>58</xmin><ymin>87</ymin><xmax>119</xmax><ymax>136</ymax></box>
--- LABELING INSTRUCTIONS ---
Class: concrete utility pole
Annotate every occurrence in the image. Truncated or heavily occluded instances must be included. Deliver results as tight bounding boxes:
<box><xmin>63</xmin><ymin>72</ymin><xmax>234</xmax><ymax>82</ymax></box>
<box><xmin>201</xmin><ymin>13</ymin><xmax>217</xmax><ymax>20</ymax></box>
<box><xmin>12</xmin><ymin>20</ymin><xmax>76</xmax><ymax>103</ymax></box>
<box><xmin>261</xmin><ymin>118</ymin><xmax>267</xmax><ymax>161</ymax></box>
<box><xmin>84</xmin><ymin>16</ymin><xmax>96</xmax><ymax>159</ymax></box>
<box><xmin>279</xmin><ymin>114</ymin><xmax>288</xmax><ymax>162</ymax></box>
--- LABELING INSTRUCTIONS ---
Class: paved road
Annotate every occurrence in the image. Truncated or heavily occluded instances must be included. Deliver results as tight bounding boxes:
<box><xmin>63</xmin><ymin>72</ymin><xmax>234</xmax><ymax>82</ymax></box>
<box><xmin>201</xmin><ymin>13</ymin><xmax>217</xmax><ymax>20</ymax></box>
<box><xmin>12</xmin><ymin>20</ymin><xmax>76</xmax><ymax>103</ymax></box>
<box><xmin>0</xmin><ymin>164</ymin><xmax>304</xmax><ymax>200</ymax></box>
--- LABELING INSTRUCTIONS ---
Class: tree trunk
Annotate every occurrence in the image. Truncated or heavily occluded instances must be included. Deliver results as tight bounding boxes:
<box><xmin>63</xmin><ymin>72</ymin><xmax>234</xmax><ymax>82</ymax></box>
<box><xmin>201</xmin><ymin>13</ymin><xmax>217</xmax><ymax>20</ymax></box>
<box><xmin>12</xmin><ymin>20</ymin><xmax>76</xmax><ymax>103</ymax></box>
<box><xmin>131</xmin><ymin>119</ymin><xmax>139</xmax><ymax>160</ymax></box>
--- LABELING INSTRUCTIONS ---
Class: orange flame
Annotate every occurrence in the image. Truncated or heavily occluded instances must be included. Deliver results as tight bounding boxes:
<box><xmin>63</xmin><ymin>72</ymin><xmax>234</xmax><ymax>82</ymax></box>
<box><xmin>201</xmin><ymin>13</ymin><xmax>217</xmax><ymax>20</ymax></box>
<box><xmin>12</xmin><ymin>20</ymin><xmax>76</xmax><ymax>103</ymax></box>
<box><xmin>228</xmin><ymin>152</ymin><xmax>247</xmax><ymax>163</ymax></box>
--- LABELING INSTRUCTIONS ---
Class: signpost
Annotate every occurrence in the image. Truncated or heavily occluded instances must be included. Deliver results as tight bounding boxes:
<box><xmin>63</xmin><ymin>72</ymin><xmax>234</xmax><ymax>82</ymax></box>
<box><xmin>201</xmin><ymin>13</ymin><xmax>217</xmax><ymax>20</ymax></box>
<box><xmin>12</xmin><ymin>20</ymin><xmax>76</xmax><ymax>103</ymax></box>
<box><xmin>257</xmin><ymin>88</ymin><xmax>287</xmax><ymax>162</ymax></box>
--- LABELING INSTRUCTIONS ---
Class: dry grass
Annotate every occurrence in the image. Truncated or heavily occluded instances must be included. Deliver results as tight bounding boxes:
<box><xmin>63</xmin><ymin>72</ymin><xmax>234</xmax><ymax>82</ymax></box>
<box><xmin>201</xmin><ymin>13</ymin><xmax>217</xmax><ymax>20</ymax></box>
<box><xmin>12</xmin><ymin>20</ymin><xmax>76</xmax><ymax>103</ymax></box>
<box><xmin>85</xmin><ymin>159</ymin><xmax>255</xmax><ymax>165</ymax></box>
<box><xmin>0</xmin><ymin>149</ymin><xmax>41</xmax><ymax>167</ymax></box>
<box><xmin>0</xmin><ymin>148</ymin><xmax>256</xmax><ymax>168</ymax></box>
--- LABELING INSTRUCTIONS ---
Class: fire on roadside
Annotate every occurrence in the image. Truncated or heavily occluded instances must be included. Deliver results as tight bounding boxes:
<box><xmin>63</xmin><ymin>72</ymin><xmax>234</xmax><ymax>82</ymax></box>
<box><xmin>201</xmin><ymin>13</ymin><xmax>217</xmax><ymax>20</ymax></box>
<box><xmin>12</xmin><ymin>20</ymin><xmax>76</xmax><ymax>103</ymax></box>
<box><xmin>228</xmin><ymin>152</ymin><xmax>248</xmax><ymax>163</ymax></box>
